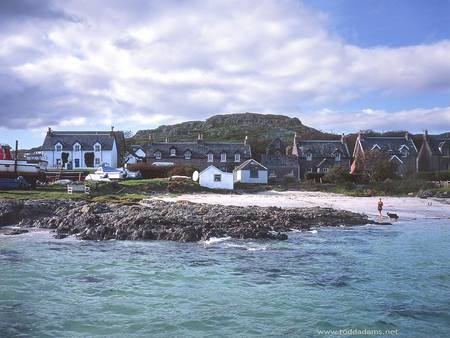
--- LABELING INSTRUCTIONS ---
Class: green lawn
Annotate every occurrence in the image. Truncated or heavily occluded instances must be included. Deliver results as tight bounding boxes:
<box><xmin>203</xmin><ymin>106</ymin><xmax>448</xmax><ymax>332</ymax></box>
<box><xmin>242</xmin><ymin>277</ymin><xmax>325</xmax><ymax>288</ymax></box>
<box><xmin>0</xmin><ymin>179</ymin><xmax>170</xmax><ymax>202</ymax></box>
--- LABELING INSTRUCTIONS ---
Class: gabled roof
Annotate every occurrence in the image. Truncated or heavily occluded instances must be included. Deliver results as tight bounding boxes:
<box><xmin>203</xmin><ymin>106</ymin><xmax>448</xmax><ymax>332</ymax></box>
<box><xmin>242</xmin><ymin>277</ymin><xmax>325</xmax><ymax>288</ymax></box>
<box><xmin>147</xmin><ymin>141</ymin><xmax>251</xmax><ymax>159</ymax></box>
<box><xmin>427</xmin><ymin>136</ymin><xmax>450</xmax><ymax>155</ymax></box>
<box><xmin>261</xmin><ymin>154</ymin><xmax>299</xmax><ymax>167</ymax></box>
<box><xmin>42</xmin><ymin>131</ymin><xmax>121</xmax><ymax>151</ymax></box>
<box><xmin>359</xmin><ymin>136</ymin><xmax>417</xmax><ymax>156</ymax></box>
<box><xmin>296</xmin><ymin>140</ymin><xmax>350</xmax><ymax>158</ymax></box>
<box><xmin>234</xmin><ymin>159</ymin><xmax>268</xmax><ymax>171</ymax></box>
<box><xmin>199</xmin><ymin>165</ymin><xmax>232</xmax><ymax>175</ymax></box>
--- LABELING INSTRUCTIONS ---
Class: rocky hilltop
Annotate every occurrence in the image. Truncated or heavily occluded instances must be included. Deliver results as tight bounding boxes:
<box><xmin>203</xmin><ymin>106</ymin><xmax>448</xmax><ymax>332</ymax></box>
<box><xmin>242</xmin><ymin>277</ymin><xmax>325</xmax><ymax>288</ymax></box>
<box><xmin>130</xmin><ymin>112</ymin><xmax>337</xmax><ymax>159</ymax></box>
<box><xmin>0</xmin><ymin>199</ymin><xmax>373</xmax><ymax>242</ymax></box>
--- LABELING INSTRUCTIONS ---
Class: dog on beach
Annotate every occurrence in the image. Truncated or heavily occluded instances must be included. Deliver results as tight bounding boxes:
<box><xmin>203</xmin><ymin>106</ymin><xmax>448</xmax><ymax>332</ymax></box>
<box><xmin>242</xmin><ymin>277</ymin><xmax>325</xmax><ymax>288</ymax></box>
<box><xmin>387</xmin><ymin>212</ymin><xmax>399</xmax><ymax>220</ymax></box>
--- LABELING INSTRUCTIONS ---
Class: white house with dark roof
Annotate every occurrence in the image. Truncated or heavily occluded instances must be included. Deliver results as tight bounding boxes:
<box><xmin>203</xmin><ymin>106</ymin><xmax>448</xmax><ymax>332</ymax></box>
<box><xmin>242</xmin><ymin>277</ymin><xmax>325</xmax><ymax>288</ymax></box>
<box><xmin>41</xmin><ymin>128</ymin><xmax>124</xmax><ymax>169</ymax></box>
<box><xmin>233</xmin><ymin>159</ymin><xmax>268</xmax><ymax>184</ymax></box>
<box><xmin>199</xmin><ymin>165</ymin><xmax>234</xmax><ymax>190</ymax></box>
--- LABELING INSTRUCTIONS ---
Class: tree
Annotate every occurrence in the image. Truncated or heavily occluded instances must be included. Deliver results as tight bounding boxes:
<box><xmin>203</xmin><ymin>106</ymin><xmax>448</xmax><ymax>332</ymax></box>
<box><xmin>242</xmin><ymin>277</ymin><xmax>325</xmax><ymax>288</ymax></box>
<box><xmin>359</xmin><ymin>150</ymin><xmax>398</xmax><ymax>182</ymax></box>
<box><xmin>324</xmin><ymin>164</ymin><xmax>351</xmax><ymax>183</ymax></box>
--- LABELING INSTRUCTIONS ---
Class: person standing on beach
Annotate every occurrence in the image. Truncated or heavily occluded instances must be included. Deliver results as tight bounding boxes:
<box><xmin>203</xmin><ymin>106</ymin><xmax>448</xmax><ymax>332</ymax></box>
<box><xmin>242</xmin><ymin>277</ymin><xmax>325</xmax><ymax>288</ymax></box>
<box><xmin>377</xmin><ymin>198</ymin><xmax>384</xmax><ymax>220</ymax></box>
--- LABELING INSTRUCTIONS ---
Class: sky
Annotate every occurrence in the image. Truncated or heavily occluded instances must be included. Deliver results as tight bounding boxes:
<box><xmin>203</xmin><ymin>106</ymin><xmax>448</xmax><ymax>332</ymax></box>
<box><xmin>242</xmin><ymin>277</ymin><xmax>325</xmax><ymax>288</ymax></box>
<box><xmin>0</xmin><ymin>0</ymin><xmax>449</xmax><ymax>148</ymax></box>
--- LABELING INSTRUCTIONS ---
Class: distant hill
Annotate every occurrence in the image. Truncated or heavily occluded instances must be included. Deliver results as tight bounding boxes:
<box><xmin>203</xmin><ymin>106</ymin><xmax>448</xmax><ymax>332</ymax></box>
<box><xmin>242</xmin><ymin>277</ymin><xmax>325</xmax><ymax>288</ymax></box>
<box><xmin>129</xmin><ymin>112</ymin><xmax>338</xmax><ymax>160</ymax></box>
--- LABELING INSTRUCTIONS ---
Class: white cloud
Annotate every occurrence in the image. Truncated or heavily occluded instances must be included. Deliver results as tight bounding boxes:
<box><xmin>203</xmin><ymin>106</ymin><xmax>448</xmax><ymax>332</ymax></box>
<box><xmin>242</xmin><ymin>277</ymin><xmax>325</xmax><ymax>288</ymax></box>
<box><xmin>0</xmin><ymin>0</ymin><xmax>449</xmax><ymax>134</ymax></box>
<box><xmin>304</xmin><ymin>106</ymin><xmax>450</xmax><ymax>133</ymax></box>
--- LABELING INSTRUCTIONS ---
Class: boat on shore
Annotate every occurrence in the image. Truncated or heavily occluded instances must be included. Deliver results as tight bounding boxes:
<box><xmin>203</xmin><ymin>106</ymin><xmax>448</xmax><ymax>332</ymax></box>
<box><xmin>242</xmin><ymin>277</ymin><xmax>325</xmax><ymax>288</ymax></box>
<box><xmin>0</xmin><ymin>143</ymin><xmax>47</xmax><ymax>187</ymax></box>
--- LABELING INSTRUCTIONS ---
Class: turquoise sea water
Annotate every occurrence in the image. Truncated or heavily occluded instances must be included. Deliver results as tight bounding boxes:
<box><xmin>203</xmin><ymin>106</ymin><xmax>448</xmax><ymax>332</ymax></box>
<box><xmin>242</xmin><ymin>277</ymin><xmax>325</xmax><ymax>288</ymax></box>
<box><xmin>1</xmin><ymin>219</ymin><xmax>450</xmax><ymax>337</ymax></box>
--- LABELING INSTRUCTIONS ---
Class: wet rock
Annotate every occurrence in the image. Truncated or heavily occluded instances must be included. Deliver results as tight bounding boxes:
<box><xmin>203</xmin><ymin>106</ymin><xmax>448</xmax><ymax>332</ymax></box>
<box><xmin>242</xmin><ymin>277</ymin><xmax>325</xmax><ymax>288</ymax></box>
<box><xmin>4</xmin><ymin>229</ymin><xmax>29</xmax><ymax>235</ymax></box>
<box><xmin>0</xmin><ymin>199</ymin><xmax>373</xmax><ymax>242</ymax></box>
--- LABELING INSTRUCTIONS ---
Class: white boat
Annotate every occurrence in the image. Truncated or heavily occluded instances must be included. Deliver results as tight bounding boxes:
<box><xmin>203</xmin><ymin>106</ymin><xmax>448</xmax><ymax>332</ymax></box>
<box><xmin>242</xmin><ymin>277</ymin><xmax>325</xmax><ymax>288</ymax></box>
<box><xmin>94</xmin><ymin>165</ymin><xmax>126</xmax><ymax>180</ymax></box>
<box><xmin>0</xmin><ymin>144</ymin><xmax>47</xmax><ymax>186</ymax></box>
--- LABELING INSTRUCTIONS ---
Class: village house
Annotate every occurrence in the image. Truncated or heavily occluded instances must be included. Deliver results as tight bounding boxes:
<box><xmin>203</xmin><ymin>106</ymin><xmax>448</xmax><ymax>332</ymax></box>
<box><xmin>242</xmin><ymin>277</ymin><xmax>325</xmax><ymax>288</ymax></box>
<box><xmin>124</xmin><ymin>145</ymin><xmax>146</xmax><ymax>165</ymax></box>
<box><xmin>198</xmin><ymin>165</ymin><xmax>234</xmax><ymax>190</ymax></box>
<box><xmin>41</xmin><ymin>128</ymin><xmax>125</xmax><ymax>169</ymax></box>
<box><xmin>351</xmin><ymin>132</ymin><xmax>418</xmax><ymax>176</ymax></box>
<box><xmin>233</xmin><ymin>159</ymin><xmax>268</xmax><ymax>184</ymax></box>
<box><xmin>146</xmin><ymin>133</ymin><xmax>251</xmax><ymax>172</ymax></box>
<box><xmin>417</xmin><ymin>131</ymin><xmax>450</xmax><ymax>172</ymax></box>
<box><xmin>261</xmin><ymin>137</ymin><xmax>300</xmax><ymax>181</ymax></box>
<box><xmin>292</xmin><ymin>134</ymin><xmax>351</xmax><ymax>179</ymax></box>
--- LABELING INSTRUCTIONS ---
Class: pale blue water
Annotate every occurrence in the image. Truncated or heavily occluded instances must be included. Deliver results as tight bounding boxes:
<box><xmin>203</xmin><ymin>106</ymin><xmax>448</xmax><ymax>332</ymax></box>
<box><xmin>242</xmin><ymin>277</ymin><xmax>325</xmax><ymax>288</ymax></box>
<box><xmin>1</xmin><ymin>220</ymin><xmax>450</xmax><ymax>337</ymax></box>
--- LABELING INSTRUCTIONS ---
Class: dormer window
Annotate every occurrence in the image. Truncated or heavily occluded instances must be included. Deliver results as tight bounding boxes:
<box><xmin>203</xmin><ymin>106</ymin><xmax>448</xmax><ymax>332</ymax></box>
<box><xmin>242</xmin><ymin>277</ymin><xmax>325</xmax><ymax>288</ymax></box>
<box><xmin>155</xmin><ymin>151</ymin><xmax>162</xmax><ymax>160</ymax></box>
<box><xmin>399</xmin><ymin>145</ymin><xmax>409</xmax><ymax>157</ymax></box>
<box><xmin>207</xmin><ymin>153</ymin><xmax>214</xmax><ymax>162</ymax></box>
<box><xmin>306</xmin><ymin>152</ymin><xmax>312</xmax><ymax>161</ymax></box>
<box><xmin>184</xmin><ymin>150</ymin><xmax>192</xmax><ymax>160</ymax></box>
<box><xmin>371</xmin><ymin>144</ymin><xmax>381</xmax><ymax>151</ymax></box>
<box><xmin>170</xmin><ymin>148</ymin><xmax>176</xmax><ymax>156</ymax></box>
<box><xmin>55</xmin><ymin>144</ymin><xmax>62</xmax><ymax>152</ymax></box>
<box><xmin>335</xmin><ymin>153</ymin><xmax>341</xmax><ymax>161</ymax></box>
<box><xmin>94</xmin><ymin>144</ymin><xmax>101</xmax><ymax>152</ymax></box>
<box><xmin>74</xmin><ymin>144</ymin><xmax>81</xmax><ymax>152</ymax></box>
<box><xmin>220</xmin><ymin>152</ymin><xmax>227</xmax><ymax>162</ymax></box>
<box><xmin>234</xmin><ymin>153</ymin><xmax>241</xmax><ymax>163</ymax></box>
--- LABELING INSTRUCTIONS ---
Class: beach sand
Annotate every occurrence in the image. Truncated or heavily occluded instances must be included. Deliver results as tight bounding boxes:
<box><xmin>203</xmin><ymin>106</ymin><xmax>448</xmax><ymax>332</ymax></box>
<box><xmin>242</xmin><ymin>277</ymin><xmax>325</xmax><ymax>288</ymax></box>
<box><xmin>157</xmin><ymin>190</ymin><xmax>450</xmax><ymax>221</ymax></box>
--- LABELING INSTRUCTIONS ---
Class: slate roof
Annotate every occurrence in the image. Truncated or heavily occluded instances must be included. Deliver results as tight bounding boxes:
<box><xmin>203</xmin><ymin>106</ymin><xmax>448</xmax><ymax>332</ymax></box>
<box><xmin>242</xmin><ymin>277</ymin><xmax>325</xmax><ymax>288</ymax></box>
<box><xmin>316</xmin><ymin>158</ymin><xmax>337</xmax><ymax>168</ymax></box>
<box><xmin>129</xmin><ymin>145</ymin><xmax>146</xmax><ymax>158</ymax></box>
<box><xmin>261</xmin><ymin>154</ymin><xmax>299</xmax><ymax>167</ymax></box>
<box><xmin>427</xmin><ymin>136</ymin><xmax>450</xmax><ymax>156</ymax></box>
<box><xmin>359</xmin><ymin>136</ymin><xmax>417</xmax><ymax>156</ymax></box>
<box><xmin>42</xmin><ymin>131</ymin><xmax>120</xmax><ymax>151</ymax></box>
<box><xmin>147</xmin><ymin>141</ymin><xmax>251</xmax><ymax>159</ymax></box>
<box><xmin>234</xmin><ymin>159</ymin><xmax>268</xmax><ymax>171</ymax></box>
<box><xmin>296</xmin><ymin>140</ymin><xmax>350</xmax><ymax>158</ymax></box>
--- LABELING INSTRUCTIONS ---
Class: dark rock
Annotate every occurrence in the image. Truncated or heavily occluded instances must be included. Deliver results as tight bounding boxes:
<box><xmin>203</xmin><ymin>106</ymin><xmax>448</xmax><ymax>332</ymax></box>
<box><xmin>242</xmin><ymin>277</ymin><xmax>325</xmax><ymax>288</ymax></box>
<box><xmin>4</xmin><ymin>229</ymin><xmax>29</xmax><ymax>235</ymax></box>
<box><xmin>0</xmin><ymin>199</ymin><xmax>373</xmax><ymax>242</ymax></box>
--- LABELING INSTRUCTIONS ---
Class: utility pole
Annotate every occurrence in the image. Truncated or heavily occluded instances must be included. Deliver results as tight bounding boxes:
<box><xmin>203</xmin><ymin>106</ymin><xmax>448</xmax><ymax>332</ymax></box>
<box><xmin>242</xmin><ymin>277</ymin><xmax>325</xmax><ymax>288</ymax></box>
<box><xmin>14</xmin><ymin>140</ymin><xmax>18</xmax><ymax>177</ymax></box>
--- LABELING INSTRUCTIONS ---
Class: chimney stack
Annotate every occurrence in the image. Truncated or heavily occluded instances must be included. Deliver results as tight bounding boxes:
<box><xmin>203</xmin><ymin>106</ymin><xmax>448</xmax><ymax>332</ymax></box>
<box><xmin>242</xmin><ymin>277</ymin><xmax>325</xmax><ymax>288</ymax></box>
<box><xmin>110</xmin><ymin>126</ymin><xmax>115</xmax><ymax>136</ymax></box>
<box><xmin>148</xmin><ymin>133</ymin><xmax>153</xmax><ymax>143</ymax></box>
<box><xmin>165</xmin><ymin>137</ymin><xmax>169</xmax><ymax>143</ymax></box>
<box><xmin>47</xmin><ymin>127</ymin><xmax>53</xmax><ymax>136</ymax></box>
<box><xmin>244</xmin><ymin>135</ymin><xmax>248</xmax><ymax>146</ymax></box>
<box><xmin>341</xmin><ymin>133</ymin><xmax>345</xmax><ymax>144</ymax></box>
<box><xmin>404</xmin><ymin>131</ymin><xmax>409</xmax><ymax>140</ymax></box>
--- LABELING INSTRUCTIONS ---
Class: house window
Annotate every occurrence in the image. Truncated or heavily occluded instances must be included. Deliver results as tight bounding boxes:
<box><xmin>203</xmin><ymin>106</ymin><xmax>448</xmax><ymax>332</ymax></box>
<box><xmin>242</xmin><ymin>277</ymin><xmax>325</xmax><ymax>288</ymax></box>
<box><xmin>234</xmin><ymin>153</ymin><xmax>241</xmax><ymax>162</ymax></box>
<box><xmin>56</xmin><ymin>159</ymin><xmax>61</xmax><ymax>166</ymax></box>
<box><xmin>56</xmin><ymin>145</ymin><xmax>62</xmax><ymax>152</ymax></box>
<box><xmin>214</xmin><ymin>174</ymin><xmax>221</xmax><ymax>182</ymax></box>
<box><xmin>335</xmin><ymin>153</ymin><xmax>341</xmax><ymax>161</ymax></box>
<box><xmin>184</xmin><ymin>151</ymin><xmax>192</xmax><ymax>160</ymax></box>
<box><xmin>170</xmin><ymin>148</ymin><xmax>176</xmax><ymax>156</ymax></box>
<box><xmin>208</xmin><ymin>153</ymin><xmax>214</xmax><ymax>162</ymax></box>
<box><xmin>306</xmin><ymin>153</ymin><xmax>312</xmax><ymax>161</ymax></box>
<box><xmin>250</xmin><ymin>167</ymin><xmax>259</xmax><ymax>178</ymax></box>
<box><xmin>155</xmin><ymin>151</ymin><xmax>162</xmax><ymax>160</ymax></box>
<box><xmin>323</xmin><ymin>168</ymin><xmax>329</xmax><ymax>173</ymax></box>
<box><xmin>307</xmin><ymin>168</ymin><xmax>313</xmax><ymax>172</ymax></box>
<box><xmin>94</xmin><ymin>158</ymin><xmax>100</xmax><ymax>165</ymax></box>
<box><xmin>94</xmin><ymin>145</ymin><xmax>101</xmax><ymax>152</ymax></box>
<box><xmin>74</xmin><ymin>159</ymin><xmax>80</xmax><ymax>168</ymax></box>
<box><xmin>74</xmin><ymin>144</ymin><xmax>81</xmax><ymax>152</ymax></box>
<box><xmin>221</xmin><ymin>153</ymin><xmax>227</xmax><ymax>162</ymax></box>
<box><xmin>400</xmin><ymin>146</ymin><xmax>409</xmax><ymax>157</ymax></box>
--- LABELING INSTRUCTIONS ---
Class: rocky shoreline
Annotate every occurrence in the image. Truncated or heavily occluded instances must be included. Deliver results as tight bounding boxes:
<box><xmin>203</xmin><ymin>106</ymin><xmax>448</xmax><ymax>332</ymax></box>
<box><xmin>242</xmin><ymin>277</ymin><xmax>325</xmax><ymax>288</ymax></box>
<box><xmin>0</xmin><ymin>199</ymin><xmax>376</xmax><ymax>242</ymax></box>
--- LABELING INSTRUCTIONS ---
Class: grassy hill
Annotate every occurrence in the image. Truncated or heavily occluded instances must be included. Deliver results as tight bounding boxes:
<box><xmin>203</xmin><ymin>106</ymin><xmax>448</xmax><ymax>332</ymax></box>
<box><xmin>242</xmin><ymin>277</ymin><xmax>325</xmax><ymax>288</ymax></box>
<box><xmin>129</xmin><ymin>112</ymin><xmax>338</xmax><ymax>160</ymax></box>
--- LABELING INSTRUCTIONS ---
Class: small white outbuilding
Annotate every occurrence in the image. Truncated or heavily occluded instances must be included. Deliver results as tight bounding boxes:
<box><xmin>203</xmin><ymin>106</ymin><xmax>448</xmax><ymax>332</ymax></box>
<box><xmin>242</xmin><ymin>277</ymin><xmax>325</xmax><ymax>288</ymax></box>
<box><xmin>233</xmin><ymin>159</ymin><xmax>268</xmax><ymax>184</ymax></box>
<box><xmin>198</xmin><ymin>165</ymin><xmax>234</xmax><ymax>190</ymax></box>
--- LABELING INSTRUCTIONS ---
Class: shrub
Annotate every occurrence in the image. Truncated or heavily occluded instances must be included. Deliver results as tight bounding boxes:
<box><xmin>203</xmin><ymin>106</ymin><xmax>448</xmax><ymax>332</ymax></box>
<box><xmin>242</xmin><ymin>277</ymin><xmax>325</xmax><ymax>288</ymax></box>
<box><xmin>281</xmin><ymin>175</ymin><xmax>297</xmax><ymax>185</ymax></box>
<box><xmin>305</xmin><ymin>172</ymin><xmax>325</xmax><ymax>183</ymax></box>
<box><xmin>416</xmin><ymin>171</ymin><xmax>450</xmax><ymax>181</ymax></box>
<box><xmin>323</xmin><ymin>165</ymin><xmax>351</xmax><ymax>183</ymax></box>
<box><xmin>168</xmin><ymin>165</ymin><xmax>197</xmax><ymax>178</ymax></box>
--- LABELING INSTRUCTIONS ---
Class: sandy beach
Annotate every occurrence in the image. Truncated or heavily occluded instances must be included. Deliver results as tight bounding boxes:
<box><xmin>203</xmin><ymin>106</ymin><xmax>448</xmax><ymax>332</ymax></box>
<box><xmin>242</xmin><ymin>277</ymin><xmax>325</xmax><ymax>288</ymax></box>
<box><xmin>157</xmin><ymin>190</ymin><xmax>450</xmax><ymax>221</ymax></box>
